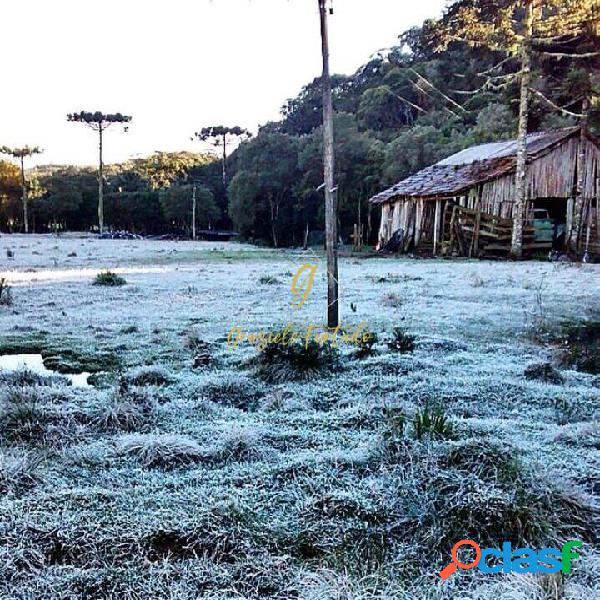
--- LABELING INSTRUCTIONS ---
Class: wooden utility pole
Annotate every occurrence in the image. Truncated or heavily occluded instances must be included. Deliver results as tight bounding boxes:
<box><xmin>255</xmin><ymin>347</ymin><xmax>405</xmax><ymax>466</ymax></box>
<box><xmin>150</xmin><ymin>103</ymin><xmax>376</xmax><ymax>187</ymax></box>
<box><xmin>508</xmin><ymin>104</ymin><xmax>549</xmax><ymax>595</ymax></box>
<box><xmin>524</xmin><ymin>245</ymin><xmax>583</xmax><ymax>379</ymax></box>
<box><xmin>192</xmin><ymin>183</ymin><xmax>197</xmax><ymax>241</ymax></box>
<box><xmin>19</xmin><ymin>156</ymin><xmax>28</xmax><ymax>233</ymax></box>
<box><xmin>222</xmin><ymin>133</ymin><xmax>227</xmax><ymax>186</ymax></box>
<box><xmin>318</xmin><ymin>0</ymin><xmax>339</xmax><ymax>328</ymax></box>
<box><xmin>511</xmin><ymin>0</ymin><xmax>534</xmax><ymax>259</ymax></box>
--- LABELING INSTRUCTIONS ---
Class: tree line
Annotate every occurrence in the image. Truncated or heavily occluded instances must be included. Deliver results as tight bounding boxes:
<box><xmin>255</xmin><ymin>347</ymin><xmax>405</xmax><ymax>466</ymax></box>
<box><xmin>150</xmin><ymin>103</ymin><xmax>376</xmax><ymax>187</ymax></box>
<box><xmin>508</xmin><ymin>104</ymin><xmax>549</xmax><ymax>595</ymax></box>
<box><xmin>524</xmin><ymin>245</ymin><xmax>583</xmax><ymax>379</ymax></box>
<box><xmin>0</xmin><ymin>152</ymin><xmax>224</xmax><ymax>235</ymax></box>
<box><xmin>1</xmin><ymin>0</ymin><xmax>597</xmax><ymax>245</ymax></box>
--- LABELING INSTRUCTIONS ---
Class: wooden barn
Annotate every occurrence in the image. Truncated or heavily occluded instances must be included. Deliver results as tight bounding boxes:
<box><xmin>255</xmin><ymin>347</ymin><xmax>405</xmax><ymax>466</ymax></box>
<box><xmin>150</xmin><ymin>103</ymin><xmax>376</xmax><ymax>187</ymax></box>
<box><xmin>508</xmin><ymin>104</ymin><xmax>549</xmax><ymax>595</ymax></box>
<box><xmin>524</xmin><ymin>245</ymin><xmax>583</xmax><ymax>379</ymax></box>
<box><xmin>370</xmin><ymin>127</ymin><xmax>600</xmax><ymax>258</ymax></box>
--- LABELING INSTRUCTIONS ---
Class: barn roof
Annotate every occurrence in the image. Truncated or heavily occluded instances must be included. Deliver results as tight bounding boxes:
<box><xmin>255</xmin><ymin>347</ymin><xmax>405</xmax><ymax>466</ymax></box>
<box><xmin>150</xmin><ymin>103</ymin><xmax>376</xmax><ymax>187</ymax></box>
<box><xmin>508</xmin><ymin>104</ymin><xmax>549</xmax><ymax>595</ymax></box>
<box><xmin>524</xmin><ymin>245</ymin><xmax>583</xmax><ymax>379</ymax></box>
<box><xmin>370</xmin><ymin>127</ymin><xmax>584</xmax><ymax>204</ymax></box>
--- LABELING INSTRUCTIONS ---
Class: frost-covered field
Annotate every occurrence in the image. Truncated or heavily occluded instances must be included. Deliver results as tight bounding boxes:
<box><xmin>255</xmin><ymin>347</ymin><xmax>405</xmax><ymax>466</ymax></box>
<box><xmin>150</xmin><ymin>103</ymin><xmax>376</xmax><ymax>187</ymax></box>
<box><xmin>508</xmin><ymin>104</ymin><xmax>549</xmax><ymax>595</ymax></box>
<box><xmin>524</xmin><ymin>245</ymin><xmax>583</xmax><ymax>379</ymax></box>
<box><xmin>1</xmin><ymin>233</ymin><xmax>599</xmax><ymax>599</ymax></box>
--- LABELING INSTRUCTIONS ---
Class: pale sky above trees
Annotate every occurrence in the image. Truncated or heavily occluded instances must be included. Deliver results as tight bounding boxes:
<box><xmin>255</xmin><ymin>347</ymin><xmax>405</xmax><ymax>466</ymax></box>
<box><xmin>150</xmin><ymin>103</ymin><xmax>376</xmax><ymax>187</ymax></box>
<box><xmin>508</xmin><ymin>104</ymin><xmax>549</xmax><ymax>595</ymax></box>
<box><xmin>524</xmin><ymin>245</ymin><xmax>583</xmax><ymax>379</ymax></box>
<box><xmin>1</xmin><ymin>0</ymin><xmax>446</xmax><ymax>166</ymax></box>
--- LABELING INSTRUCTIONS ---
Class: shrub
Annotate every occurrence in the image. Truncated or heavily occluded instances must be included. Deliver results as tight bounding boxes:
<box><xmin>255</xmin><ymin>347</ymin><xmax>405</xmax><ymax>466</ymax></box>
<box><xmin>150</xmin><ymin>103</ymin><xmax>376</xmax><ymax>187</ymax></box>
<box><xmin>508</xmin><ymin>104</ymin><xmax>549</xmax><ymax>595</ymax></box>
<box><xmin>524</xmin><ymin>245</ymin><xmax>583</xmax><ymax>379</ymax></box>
<box><xmin>145</xmin><ymin>500</ymin><xmax>254</xmax><ymax>563</ymax></box>
<box><xmin>254</xmin><ymin>330</ymin><xmax>339</xmax><ymax>383</ymax></box>
<box><xmin>122</xmin><ymin>365</ymin><xmax>172</xmax><ymax>386</ymax></box>
<box><xmin>201</xmin><ymin>374</ymin><xmax>263</xmax><ymax>411</ymax></box>
<box><xmin>116</xmin><ymin>434</ymin><xmax>203</xmax><ymax>467</ymax></box>
<box><xmin>0</xmin><ymin>367</ymin><xmax>69</xmax><ymax>387</ymax></box>
<box><xmin>0</xmin><ymin>277</ymin><xmax>13</xmax><ymax>306</ymax></box>
<box><xmin>387</xmin><ymin>327</ymin><xmax>415</xmax><ymax>353</ymax></box>
<box><xmin>382</xmin><ymin>404</ymin><xmax>454</xmax><ymax>443</ymax></box>
<box><xmin>258</xmin><ymin>275</ymin><xmax>280</xmax><ymax>285</ymax></box>
<box><xmin>93</xmin><ymin>271</ymin><xmax>126</xmax><ymax>286</ymax></box>
<box><xmin>0</xmin><ymin>387</ymin><xmax>56</xmax><ymax>444</ymax></box>
<box><xmin>185</xmin><ymin>329</ymin><xmax>208</xmax><ymax>351</ymax></box>
<box><xmin>558</xmin><ymin>320</ymin><xmax>600</xmax><ymax>375</ymax></box>
<box><xmin>552</xmin><ymin>397</ymin><xmax>586</xmax><ymax>425</ymax></box>
<box><xmin>0</xmin><ymin>449</ymin><xmax>43</xmax><ymax>494</ymax></box>
<box><xmin>378</xmin><ymin>405</ymin><xmax>455</xmax><ymax>464</ymax></box>
<box><xmin>420</xmin><ymin>471</ymin><xmax>593</xmax><ymax>558</ymax></box>
<box><xmin>412</xmin><ymin>405</ymin><xmax>454</xmax><ymax>440</ymax></box>
<box><xmin>369</xmin><ymin>273</ymin><xmax>402</xmax><ymax>284</ymax></box>
<box><xmin>524</xmin><ymin>362</ymin><xmax>564</xmax><ymax>384</ymax></box>
<box><xmin>91</xmin><ymin>393</ymin><xmax>155</xmax><ymax>432</ymax></box>
<box><xmin>215</xmin><ymin>426</ymin><xmax>266</xmax><ymax>463</ymax></box>
<box><xmin>381</xmin><ymin>441</ymin><xmax>595</xmax><ymax>566</ymax></box>
<box><xmin>381</xmin><ymin>292</ymin><xmax>403</xmax><ymax>308</ymax></box>
<box><xmin>354</xmin><ymin>331</ymin><xmax>378</xmax><ymax>359</ymax></box>
<box><xmin>440</xmin><ymin>440</ymin><xmax>521</xmax><ymax>485</ymax></box>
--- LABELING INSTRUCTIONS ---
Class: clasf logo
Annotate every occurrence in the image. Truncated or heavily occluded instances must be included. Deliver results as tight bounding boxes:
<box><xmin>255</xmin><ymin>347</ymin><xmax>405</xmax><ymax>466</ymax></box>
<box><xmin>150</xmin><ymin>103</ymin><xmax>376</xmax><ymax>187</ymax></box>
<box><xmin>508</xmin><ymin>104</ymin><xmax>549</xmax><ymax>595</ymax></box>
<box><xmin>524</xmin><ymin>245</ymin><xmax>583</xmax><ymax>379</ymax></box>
<box><xmin>439</xmin><ymin>539</ymin><xmax>583</xmax><ymax>579</ymax></box>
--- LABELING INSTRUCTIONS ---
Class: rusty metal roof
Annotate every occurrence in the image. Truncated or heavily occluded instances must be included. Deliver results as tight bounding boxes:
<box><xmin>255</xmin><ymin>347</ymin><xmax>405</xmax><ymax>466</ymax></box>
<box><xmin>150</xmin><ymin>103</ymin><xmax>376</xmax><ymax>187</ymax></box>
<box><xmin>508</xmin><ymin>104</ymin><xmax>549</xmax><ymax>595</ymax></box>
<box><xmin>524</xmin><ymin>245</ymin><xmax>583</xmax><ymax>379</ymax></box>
<box><xmin>370</xmin><ymin>127</ymin><xmax>581</xmax><ymax>204</ymax></box>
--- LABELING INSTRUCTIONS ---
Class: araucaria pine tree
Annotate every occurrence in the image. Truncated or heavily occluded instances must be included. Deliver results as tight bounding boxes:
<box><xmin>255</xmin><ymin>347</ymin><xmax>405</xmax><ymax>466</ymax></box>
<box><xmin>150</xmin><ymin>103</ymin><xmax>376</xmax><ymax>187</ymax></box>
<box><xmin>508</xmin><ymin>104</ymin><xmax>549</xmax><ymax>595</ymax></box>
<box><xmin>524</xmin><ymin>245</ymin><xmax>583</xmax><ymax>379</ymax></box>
<box><xmin>67</xmin><ymin>111</ymin><xmax>132</xmax><ymax>233</ymax></box>
<box><xmin>0</xmin><ymin>145</ymin><xmax>43</xmax><ymax>233</ymax></box>
<box><xmin>192</xmin><ymin>126</ymin><xmax>251</xmax><ymax>186</ymax></box>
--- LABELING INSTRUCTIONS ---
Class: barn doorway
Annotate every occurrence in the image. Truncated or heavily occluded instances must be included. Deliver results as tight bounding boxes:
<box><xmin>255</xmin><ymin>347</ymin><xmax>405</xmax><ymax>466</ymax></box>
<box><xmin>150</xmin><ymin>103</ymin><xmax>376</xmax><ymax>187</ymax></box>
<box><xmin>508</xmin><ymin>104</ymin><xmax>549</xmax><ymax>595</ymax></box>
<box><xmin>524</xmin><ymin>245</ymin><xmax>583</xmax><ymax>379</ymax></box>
<box><xmin>533</xmin><ymin>198</ymin><xmax>568</xmax><ymax>250</ymax></box>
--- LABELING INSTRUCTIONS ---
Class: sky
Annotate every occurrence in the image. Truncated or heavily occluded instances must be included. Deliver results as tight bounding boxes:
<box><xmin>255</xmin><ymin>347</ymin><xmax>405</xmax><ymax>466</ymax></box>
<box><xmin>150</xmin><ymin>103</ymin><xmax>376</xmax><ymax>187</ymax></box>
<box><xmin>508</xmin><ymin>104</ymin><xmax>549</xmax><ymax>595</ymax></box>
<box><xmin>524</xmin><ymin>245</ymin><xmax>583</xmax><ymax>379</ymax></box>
<box><xmin>1</xmin><ymin>0</ymin><xmax>447</xmax><ymax>167</ymax></box>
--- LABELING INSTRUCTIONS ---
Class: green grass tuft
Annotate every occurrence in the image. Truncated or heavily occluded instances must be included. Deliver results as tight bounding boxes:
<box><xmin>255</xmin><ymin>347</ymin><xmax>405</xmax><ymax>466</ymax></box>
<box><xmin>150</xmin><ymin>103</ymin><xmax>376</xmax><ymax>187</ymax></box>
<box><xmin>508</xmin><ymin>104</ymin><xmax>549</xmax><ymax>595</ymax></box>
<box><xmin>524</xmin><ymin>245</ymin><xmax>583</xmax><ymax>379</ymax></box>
<box><xmin>253</xmin><ymin>330</ymin><xmax>340</xmax><ymax>383</ymax></box>
<box><xmin>93</xmin><ymin>271</ymin><xmax>127</xmax><ymax>286</ymax></box>
<box><xmin>387</xmin><ymin>327</ymin><xmax>415</xmax><ymax>353</ymax></box>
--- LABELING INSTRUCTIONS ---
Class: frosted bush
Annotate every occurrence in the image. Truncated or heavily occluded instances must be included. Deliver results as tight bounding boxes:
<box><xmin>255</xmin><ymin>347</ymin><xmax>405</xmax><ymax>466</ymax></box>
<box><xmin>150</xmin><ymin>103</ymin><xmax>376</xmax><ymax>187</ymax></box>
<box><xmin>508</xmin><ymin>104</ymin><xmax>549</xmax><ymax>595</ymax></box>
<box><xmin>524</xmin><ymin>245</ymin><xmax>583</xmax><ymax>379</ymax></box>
<box><xmin>0</xmin><ymin>448</ymin><xmax>43</xmax><ymax>494</ymax></box>
<box><xmin>116</xmin><ymin>434</ymin><xmax>203</xmax><ymax>467</ymax></box>
<box><xmin>214</xmin><ymin>425</ymin><xmax>267</xmax><ymax>463</ymax></box>
<box><xmin>123</xmin><ymin>365</ymin><xmax>173</xmax><ymax>386</ymax></box>
<box><xmin>0</xmin><ymin>368</ymin><xmax>69</xmax><ymax>387</ymax></box>
<box><xmin>91</xmin><ymin>394</ymin><xmax>155</xmax><ymax>432</ymax></box>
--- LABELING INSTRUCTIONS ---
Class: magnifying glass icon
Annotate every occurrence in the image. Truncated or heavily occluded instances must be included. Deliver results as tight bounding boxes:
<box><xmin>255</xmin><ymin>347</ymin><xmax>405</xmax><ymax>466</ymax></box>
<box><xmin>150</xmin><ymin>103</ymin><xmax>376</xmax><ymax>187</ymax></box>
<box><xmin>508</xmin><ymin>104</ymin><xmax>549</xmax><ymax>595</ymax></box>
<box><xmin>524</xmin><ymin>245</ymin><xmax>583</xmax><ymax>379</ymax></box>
<box><xmin>439</xmin><ymin>540</ymin><xmax>481</xmax><ymax>580</ymax></box>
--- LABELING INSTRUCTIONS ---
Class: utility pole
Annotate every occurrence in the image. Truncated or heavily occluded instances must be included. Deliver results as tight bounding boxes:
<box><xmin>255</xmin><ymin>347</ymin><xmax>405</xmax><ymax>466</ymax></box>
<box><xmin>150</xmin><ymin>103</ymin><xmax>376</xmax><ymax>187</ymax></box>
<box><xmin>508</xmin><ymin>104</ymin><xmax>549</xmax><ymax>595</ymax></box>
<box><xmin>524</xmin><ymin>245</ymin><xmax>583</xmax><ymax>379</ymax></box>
<box><xmin>318</xmin><ymin>0</ymin><xmax>339</xmax><ymax>328</ymax></box>
<box><xmin>192</xmin><ymin>183</ymin><xmax>197</xmax><ymax>241</ymax></box>
<box><xmin>222</xmin><ymin>133</ymin><xmax>227</xmax><ymax>186</ymax></box>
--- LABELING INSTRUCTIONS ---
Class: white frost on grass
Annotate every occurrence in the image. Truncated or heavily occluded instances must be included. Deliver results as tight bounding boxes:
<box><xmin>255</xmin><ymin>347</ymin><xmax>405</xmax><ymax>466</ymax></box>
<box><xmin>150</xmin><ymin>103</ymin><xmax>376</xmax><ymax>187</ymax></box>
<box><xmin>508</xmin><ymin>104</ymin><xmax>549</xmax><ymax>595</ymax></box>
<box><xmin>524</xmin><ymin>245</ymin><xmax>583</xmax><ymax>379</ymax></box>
<box><xmin>0</xmin><ymin>235</ymin><xmax>598</xmax><ymax>598</ymax></box>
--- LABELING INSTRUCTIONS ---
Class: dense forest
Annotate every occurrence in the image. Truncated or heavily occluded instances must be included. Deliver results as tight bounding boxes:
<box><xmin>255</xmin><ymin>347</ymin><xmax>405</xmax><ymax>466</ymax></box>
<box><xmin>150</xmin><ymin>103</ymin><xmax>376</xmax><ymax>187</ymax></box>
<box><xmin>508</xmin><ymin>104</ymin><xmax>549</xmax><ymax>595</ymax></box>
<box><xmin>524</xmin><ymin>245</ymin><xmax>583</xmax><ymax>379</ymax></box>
<box><xmin>1</xmin><ymin>2</ymin><xmax>598</xmax><ymax>244</ymax></box>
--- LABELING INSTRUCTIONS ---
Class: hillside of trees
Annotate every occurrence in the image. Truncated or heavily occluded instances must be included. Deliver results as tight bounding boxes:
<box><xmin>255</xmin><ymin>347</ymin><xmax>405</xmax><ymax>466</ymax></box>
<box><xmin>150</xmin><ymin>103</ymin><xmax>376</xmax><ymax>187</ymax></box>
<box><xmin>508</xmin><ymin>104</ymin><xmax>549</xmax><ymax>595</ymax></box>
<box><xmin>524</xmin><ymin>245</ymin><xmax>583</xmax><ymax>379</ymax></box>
<box><xmin>1</xmin><ymin>3</ymin><xmax>597</xmax><ymax>243</ymax></box>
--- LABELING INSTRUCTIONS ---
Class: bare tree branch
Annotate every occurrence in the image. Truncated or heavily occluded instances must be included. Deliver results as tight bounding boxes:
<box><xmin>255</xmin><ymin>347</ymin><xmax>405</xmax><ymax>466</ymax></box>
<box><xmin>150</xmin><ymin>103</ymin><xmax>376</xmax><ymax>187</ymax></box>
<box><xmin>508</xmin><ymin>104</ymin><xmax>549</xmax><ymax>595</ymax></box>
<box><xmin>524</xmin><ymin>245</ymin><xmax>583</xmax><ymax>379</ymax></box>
<box><xmin>409</xmin><ymin>80</ymin><xmax>463</xmax><ymax>118</ymax></box>
<box><xmin>477</xmin><ymin>55</ymin><xmax>517</xmax><ymax>76</ymax></box>
<box><xmin>408</xmin><ymin>68</ymin><xmax>468</xmax><ymax>114</ymax></box>
<box><xmin>380</xmin><ymin>85</ymin><xmax>426</xmax><ymax>113</ymax></box>
<box><xmin>530</xmin><ymin>88</ymin><xmax>583</xmax><ymax>117</ymax></box>
<box><xmin>539</xmin><ymin>51</ymin><xmax>600</xmax><ymax>59</ymax></box>
<box><xmin>451</xmin><ymin>71</ymin><xmax>520</xmax><ymax>96</ymax></box>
